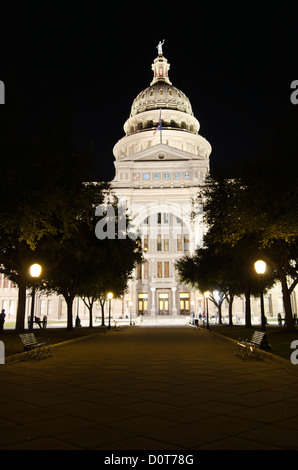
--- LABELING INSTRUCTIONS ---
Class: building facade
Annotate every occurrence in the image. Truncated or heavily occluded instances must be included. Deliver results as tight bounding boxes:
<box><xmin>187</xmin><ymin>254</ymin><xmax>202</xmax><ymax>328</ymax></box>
<box><xmin>0</xmin><ymin>46</ymin><xmax>296</xmax><ymax>327</ymax></box>
<box><xmin>111</xmin><ymin>46</ymin><xmax>211</xmax><ymax>320</ymax></box>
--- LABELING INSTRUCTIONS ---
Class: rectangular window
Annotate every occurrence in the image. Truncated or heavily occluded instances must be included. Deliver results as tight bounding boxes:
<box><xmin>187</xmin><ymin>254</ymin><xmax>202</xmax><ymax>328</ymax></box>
<box><xmin>157</xmin><ymin>234</ymin><xmax>162</xmax><ymax>251</ymax></box>
<box><xmin>164</xmin><ymin>236</ymin><xmax>169</xmax><ymax>252</ymax></box>
<box><xmin>9</xmin><ymin>300</ymin><xmax>15</xmax><ymax>316</ymax></box>
<box><xmin>157</xmin><ymin>213</ymin><xmax>162</xmax><ymax>224</ymax></box>
<box><xmin>184</xmin><ymin>236</ymin><xmax>189</xmax><ymax>251</ymax></box>
<box><xmin>136</xmin><ymin>263</ymin><xmax>142</xmax><ymax>280</ymax></box>
<box><xmin>177</xmin><ymin>235</ymin><xmax>182</xmax><ymax>252</ymax></box>
<box><xmin>164</xmin><ymin>262</ymin><xmax>169</xmax><ymax>278</ymax></box>
<box><xmin>40</xmin><ymin>299</ymin><xmax>47</xmax><ymax>316</ymax></box>
<box><xmin>144</xmin><ymin>261</ymin><xmax>149</xmax><ymax>279</ymax></box>
<box><xmin>143</xmin><ymin>235</ymin><xmax>148</xmax><ymax>252</ymax></box>
<box><xmin>157</xmin><ymin>262</ymin><xmax>162</xmax><ymax>278</ymax></box>
<box><xmin>47</xmin><ymin>300</ymin><xmax>53</xmax><ymax>316</ymax></box>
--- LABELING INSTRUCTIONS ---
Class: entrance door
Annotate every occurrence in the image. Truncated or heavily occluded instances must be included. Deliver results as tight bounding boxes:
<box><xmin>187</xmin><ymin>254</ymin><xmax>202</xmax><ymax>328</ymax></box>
<box><xmin>159</xmin><ymin>293</ymin><xmax>169</xmax><ymax>315</ymax></box>
<box><xmin>180</xmin><ymin>293</ymin><xmax>190</xmax><ymax>315</ymax></box>
<box><xmin>138</xmin><ymin>294</ymin><xmax>148</xmax><ymax>315</ymax></box>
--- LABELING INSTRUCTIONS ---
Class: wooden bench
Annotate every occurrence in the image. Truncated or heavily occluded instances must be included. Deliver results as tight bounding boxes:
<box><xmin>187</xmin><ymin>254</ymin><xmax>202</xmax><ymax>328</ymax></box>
<box><xmin>19</xmin><ymin>333</ymin><xmax>51</xmax><ymax>360</ymax></box>
<box><xmin>237</xmin><ymin>331</ymin><xmax>271</xmax><ymax>360</ymax></box>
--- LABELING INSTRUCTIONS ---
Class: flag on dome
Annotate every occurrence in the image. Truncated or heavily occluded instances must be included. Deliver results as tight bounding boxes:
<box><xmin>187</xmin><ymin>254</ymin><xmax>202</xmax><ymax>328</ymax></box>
<box><xmin>153</xmin><ymin>110</ymin><xmax>162</xmax><ymax>135</ymax></box>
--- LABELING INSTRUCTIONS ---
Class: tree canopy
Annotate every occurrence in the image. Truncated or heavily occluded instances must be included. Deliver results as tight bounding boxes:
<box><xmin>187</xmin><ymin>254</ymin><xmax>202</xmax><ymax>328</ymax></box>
<box><xmin>0</xmin><ymin>102</ymin><xmax>141</xmax><ymax>331</ymax></box>
<box><xmin>195</xmin><ymin>114</ymin><xmax>298</xmax><ymax>331</ymax></box>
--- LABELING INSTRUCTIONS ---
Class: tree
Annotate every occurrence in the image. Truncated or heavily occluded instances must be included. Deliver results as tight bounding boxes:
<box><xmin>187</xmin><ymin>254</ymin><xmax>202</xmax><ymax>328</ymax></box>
<box><xmin>42</xmin><ymin>196</ymin><xmax>143</xmax><ymax>329</ymax></box>
<box><xmin>77</xmin><ymin>239</ymin><xmax>142</xmax><ymax>328</ymax></box>
<box><xmin>0</xmin><ymin>100</ymin><xmax>108</xmax><ymax>331</ymax></box>
<box><xmin>199</xmin><ymin>150</ymin><xmax>298</xmax><ymax>331</ymax></box>
<box><xmin>176</xmin><ymin>246</ymin><xmax>232</xmax><ymax>324</ymax></box>
<box><xmin>176</xmin><ymin>231</ymin><xmax>277</xmax><ymax>327</ymax></box>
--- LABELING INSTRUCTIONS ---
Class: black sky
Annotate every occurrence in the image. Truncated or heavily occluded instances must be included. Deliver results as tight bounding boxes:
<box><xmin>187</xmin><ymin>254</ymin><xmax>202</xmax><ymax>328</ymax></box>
<box><xmin>2</xmin><ymin>1</ymin><xmax>298</xmax><ymax>180</ymax></box>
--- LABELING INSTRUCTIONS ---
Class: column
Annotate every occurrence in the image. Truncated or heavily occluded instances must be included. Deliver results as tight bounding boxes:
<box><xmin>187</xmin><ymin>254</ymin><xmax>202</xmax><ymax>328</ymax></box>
<box><xmin>172</xmin><ymin>287</ymin><xmax>177</xmax><ymax>315</ymax></box>
<box><xmin>150</xmin><ymin>287</ymin><xmax>156</xmax><ymax>315</ymax></box>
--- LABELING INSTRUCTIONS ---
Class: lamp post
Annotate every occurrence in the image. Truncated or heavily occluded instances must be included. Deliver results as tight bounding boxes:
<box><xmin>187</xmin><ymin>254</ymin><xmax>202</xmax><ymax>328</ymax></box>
<box><xmin>204</xmin><ymin>291</ymin><xmax>210</xmax><ymax>330</ymax></box>
<box><xmin>254</xmin><ymin>260</ymin><xmax>267</xmax><ymax>332</ymax></box>
<box><xmin>107</xmin><ymin>292</ymin><xmax>113</xmax><ymax>330</ymax></box>
<box><xmin>75</xmin><ymin>296</ymin><xmax>81</xmax><ymax>328</ymax></box>
<box><xmin>29</xmin><ymin>264</ymin><xmax>42</xmax><ymax>331</ymax></box>
<box><xmin>129</xmin><ymin>301</ymin><xmax>133</xmax><ymax>326</ymax></box>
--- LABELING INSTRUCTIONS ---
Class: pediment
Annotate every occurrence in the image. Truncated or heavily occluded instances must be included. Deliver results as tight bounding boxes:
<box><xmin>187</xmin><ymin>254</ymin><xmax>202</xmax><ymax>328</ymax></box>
<box><xmin>120</xmin><ymin>143</ymin><xmax>201</xmax><ymax>162</ymax></box>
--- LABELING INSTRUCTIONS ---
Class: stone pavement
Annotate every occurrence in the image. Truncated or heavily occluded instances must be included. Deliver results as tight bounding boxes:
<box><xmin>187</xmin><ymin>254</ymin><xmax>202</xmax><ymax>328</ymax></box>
<box><xmin>1</xmin><ymin>326</ymin><xmax>298</xmax><ymax>450</ymax></box>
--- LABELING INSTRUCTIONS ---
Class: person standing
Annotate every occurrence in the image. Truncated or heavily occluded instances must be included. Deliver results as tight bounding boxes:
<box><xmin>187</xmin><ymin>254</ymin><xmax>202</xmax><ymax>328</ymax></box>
<box><xmin>0</xmin><ymin>309</ymin><xmax>6</xmax><ymax>331</ymax></box>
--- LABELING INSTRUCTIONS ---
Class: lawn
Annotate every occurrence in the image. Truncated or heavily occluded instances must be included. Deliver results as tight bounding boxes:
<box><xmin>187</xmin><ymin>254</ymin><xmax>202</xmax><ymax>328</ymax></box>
<box><xmin>1</xmin><ymin>324</ymin><xmax>298</xmax><ymax>364</ymax></box>
<box><xmin>0</xmin><ymin>326</ymin><xmax>108</xmax><ymax>357</ymax></box>
<box><xmin>212</xmin><ymin>324</ymin><xmax>298</xmax><ymax>362</ymax></box>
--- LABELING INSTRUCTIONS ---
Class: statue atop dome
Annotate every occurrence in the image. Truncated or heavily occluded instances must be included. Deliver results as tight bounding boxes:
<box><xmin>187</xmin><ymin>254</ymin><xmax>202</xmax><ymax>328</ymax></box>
<box><xmin>157</xmin><ymin>40</ymin><xmax>165</xmax><ymax>56</ymax></box>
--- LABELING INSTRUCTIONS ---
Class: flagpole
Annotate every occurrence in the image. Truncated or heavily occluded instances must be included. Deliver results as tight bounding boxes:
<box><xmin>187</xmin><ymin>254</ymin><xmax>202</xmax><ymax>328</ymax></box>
<box><xmin>159</xmin><ymin>109</ymin><xmax>162</xmax><ymax>144</ymax></box>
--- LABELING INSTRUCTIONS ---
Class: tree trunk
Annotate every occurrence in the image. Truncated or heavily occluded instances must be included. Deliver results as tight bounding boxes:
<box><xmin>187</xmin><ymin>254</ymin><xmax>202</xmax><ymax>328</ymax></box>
<box><xmin>245</xmin><ymin>288</ymin><xmax>252</xmax><ymax>328</ymax></box>
<box><xmin>15</xmin><ymin>277</ymin><xmax>27</xmax><ymax>332</ymax></box>
<box><xmin>100</xmin><ymin>299</ymin><xmax>106</xmax><ymax>326</ymax></box>
<box><xmin>65</xmin><ymin>296</ymin><xmax>74</xmax><ymax>330</ymax></box>
<box><xmin>228</xmin><ymin>295</ymin><xmax>234</xmax><ymax>326</ymax></box>
<box><xmin>89</xmin><ymin>304</ymin><xmax>93</xmax><ymax>328</ymax></box>
<box><xmin>217</xmin><ymin>302</ymin><xmax>223</xmax><ymax>324</ymax></box>
<box><xmin>280</xmin><ymin>275</ymin><xmax>295</xmax><ymax>332</ymax></box>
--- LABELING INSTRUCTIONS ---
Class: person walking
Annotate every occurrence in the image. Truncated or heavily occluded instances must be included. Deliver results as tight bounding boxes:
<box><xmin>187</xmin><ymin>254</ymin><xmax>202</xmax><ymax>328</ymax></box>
<box><xmin>0</xmin><ymin>309</ymin><xmax>6</xmax><ymax>331</ymax></box>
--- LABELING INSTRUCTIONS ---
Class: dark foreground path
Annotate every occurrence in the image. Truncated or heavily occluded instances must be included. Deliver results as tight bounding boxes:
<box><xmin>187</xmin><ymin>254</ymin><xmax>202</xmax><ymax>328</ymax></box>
<box><xmin>1</xmin><ymin>326</ymin><xmax>298</xmax><ymax>450</ymax></box>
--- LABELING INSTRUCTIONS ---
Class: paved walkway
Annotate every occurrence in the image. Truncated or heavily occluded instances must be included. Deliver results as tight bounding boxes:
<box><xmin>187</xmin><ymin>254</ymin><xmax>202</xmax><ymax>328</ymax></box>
<box><xmin>1</xmin><ymin>326</ymin><xmax>298</xmax><ymax>450</ymax></box>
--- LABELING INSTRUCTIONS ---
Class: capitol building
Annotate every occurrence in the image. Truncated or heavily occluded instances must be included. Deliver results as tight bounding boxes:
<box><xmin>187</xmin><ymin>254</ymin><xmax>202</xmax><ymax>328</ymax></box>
<box><xmin>0</xmin><ymin>45</ymin><xmax>296</xmax><ymax>327</ymax></box>
<box><xmin>111</xmin><ymin>43</ymin><xmax>211</xmax><ymax>323</ymax></box>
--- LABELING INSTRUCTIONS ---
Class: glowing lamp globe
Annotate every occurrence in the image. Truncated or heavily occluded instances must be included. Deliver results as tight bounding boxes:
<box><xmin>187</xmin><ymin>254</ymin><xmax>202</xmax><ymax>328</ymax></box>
<box><xmin>30</xmin><ymin>264</ymin><xmax>42</xmax><ymax>278</ymax></box>
<box><xmin>254</xmin><ymin>260</ymin><xmax>266</xmax><ymax>275</ymax></box>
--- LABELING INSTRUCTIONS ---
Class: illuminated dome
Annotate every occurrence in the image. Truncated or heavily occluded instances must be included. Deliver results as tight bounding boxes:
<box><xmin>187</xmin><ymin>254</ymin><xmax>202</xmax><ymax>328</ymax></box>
<box><xmin>130</xmin><ymin>83</ymin><xmax>194</xmax><ymax>118</ymax></box>
<box><xmin>124</xmin><ymin>54</ymin><xmax>199</xmax><ymax>136</ymax></box>
<box><xmin>114</xmin><ymin>45</ymin><xmax>211</xmax><ymax>161</ymax></box>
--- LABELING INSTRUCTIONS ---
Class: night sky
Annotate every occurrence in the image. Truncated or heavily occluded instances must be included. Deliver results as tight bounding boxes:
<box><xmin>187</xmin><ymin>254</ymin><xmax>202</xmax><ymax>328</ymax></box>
<box><xmin>2</xmin><ymin>2</ymin><xmax>298</xmax><ymax>180</ymax></box>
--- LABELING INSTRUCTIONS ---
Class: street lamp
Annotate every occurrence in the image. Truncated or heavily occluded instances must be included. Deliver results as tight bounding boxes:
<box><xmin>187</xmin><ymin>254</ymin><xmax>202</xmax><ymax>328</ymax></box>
<box><xmin>254</xmin><ymin>260</ymin><xmax>267</xmax><ymax>331</ymax></box>
<box><xmin>204</xmin><ymin>291</ymin><xmax>210</xmax><ymax>330</ymax></box>
<box><xmin>29</xmin><ymin>264</ymin><xmax>42</xmax><ymax>331</ymax></box>
<box><xmin>107</xmin><ymin>292</ymin><xmax>113</xmax><ymax>330</ymax></box>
